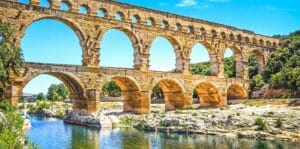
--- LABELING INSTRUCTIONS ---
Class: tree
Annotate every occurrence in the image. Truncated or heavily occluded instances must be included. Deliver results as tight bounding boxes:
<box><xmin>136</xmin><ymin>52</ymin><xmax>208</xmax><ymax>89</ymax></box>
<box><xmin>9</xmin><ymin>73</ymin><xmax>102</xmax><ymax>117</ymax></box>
<box><xmin>248</xmin><ymin>53</ymin><xmax>259</xmax><ymax>79</ymax></box>
<box><xmin>0</xmin><ymin>22</ymin><xmax>24</xmax><ymax>96</ymax></box>
<box><xmin>190</xmin><ymin>61</ymin><xmax>211</xmax><ymax>76</ymax></box>
<box><xmin>224</xmin><ymin>56</ymin><xmax>236</xmax><ymax>78</ymax></box>
<box><xmin>102</xmin><ymin>81</ymin><xmax>121</xmax><ymax>97</ymax></box>
<box><xmin>47</xmin><ymin>83</ymin><xmax>70</xmax><ymax>101</ymax></box>
<box><xmin>35</xmin><ymin>93</ymin><xmax>46</xmax><ymax>101</ymax></box>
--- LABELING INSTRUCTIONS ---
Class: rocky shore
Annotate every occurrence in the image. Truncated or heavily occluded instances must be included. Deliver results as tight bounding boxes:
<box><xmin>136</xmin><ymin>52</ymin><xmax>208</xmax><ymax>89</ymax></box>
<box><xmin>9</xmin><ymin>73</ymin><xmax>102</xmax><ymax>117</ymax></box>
<box><xmin>20</xmin><ymin>100</ymin><xmax>300</xmax><ymax>143</ymax></box>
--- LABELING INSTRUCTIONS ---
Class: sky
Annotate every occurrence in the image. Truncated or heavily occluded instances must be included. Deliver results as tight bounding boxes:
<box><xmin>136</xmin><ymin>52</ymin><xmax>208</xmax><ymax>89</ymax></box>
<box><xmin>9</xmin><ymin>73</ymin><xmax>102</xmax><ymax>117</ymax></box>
<box><xmin>18</xmin><ymin>0</ymin><xmax>300</xmax><ymax>94</ymax></box>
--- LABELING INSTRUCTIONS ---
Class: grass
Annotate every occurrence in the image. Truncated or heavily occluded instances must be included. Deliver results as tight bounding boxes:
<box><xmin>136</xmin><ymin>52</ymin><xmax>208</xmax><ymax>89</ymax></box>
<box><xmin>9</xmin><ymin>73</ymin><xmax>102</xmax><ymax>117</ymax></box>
<box><xmin>254</xmin><ymin>117</ymin><xmax>267</xmax><ymax>130</ymax></box>
<box><xmin>243</xmin><ymin>99</ymin><xmax>289</xmax><ymax>107</ymax></box>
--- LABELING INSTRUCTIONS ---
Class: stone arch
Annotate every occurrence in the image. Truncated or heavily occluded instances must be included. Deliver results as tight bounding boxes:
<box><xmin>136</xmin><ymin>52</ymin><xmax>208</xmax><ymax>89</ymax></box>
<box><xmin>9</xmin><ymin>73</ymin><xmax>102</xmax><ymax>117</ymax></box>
<box><xmin>152</xmin><ymin>79</ymin><xmax>186</xmax><ymax>111</ymax></box>
<box><xmin>250</xmin><ymin>49</ymin><xmax>265</xmax><ymax>74</ymax></box>
<box><xmin>98</xmin><ymin>27</ymin><xmax>139</xmax><ymax>68</ymax></box>
<box><xmin>98</xmin><ymin>8</ymin><xmax>108</xmax><ymax>17</ymax></box>
<box><xmin>79</xmin><ymin>4</ymin><xmax>90</xmax><ymax>14</ymax></box>
<box><xmin>148</xmin><ymin>35</ymin><xmax>182</xmax><ymax>72</ymax></box>
<box><xmin>39</xmin><ymin>0</ymin><xmax>51</xmax><ymax>8</ymax></box>
<box><xmin>227</xmin><ymin>84</ymin><xmax>247</xmax><ymax>101</ymax></box>
<box><xmin>110</xmin><ymin>76</ymin><xmax>146</xmax><ymax>113</ymax></box>
<box><xmin>189</xmin><ymin>41</ymin><xmax>218</xmax><ymax>76</ymax></box>
<box><xmin>20</xmin><ymin>16</ymin><xmax>86</xmax><ymax>65</ymax></box>
<box><xmin>60</xmin><ymin>0</ymin><xmax>72</xmax><ymax>11</ymax></box>
<box><xmin>194</xmin><ymin>81</ymin><xmax>224</xmax><ymax>107</ymax></box>
<box><xmin>114</xmin><ymin>11</ymin><xmax>125</xmax><ymax>21</ymax></box>
<box><xmin>222</xmin><ymin>46</ymin><xmax>244</xmax><ymax>78</ymax></box>
<box><xmin>132</xmin><ymin>14</ymin><xmax>141</xmax><ymax>24</ymax></box>
<box><xmin>21</xmin><ymin>72</ymin><xmax>87</xmax><ymax>111</ymax></box>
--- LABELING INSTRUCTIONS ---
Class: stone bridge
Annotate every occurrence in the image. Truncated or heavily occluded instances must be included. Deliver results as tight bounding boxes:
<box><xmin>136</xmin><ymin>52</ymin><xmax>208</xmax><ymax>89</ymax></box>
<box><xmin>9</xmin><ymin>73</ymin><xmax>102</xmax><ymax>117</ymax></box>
<box><xmin>0</xmin><ymin>0</ymin><xmax>279</xmax><ymax>114</ymax></box>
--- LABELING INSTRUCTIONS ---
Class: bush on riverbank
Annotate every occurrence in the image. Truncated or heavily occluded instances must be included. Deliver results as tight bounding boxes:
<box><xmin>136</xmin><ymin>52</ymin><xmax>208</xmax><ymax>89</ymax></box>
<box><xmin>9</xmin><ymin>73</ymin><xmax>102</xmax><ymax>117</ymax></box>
<box><xmin>0</xmin><ymin>100</ymin><xmax>24</xmax><ymax>148</ymax></box>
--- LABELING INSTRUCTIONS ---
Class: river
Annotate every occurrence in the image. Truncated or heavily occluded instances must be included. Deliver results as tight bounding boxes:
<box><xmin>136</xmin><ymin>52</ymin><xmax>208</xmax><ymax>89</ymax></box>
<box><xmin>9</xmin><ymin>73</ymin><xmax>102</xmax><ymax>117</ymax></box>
<box><xmin>26</xmin><ymin>115</ymin><xmax>299</xmax><ymax>149</ymax></box>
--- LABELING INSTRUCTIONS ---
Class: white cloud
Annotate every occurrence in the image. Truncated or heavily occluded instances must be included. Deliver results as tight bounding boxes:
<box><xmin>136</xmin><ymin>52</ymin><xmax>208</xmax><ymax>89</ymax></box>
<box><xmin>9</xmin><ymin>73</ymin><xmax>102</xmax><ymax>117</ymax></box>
<box><xmin>208</xmin><ymin>0</ymin><xmax>231</xmax><ymax>3</ymax></box>
<box><xmin>176</xmin><ymin>0</ymin><xmax>198</xmax><ymax>7</ymax></box>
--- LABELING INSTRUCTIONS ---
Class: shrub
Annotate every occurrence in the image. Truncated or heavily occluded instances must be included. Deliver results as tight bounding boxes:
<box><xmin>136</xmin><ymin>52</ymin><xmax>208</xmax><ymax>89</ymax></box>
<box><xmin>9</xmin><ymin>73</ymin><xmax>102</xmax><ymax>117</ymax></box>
<box><xmin>268</xmin><ymin>112</ymin><xmax>274</xmax><ymax>115</ymax></box>
<box><xmin>184</xmin><ymin>105</ymin><xmax>194</xmax><ymax>110</ymax></box>
<box><xmin>56</xmin><ymin>109</ymin><xmax>65</xmax><ymax>119</ymax></box>
<box><xmin>211</xmin><ymin>114</ymin><xmax>216</xmax><ymax>118</ymax></box>
<box><xmin>237</xmin><ymin>113</ymin><xmax>240</xmax><ymax>116</ymax></box>
<box><xmin>175</xmin><ymin>109</ymin><xmax>182</xmax><ymax>114</ymax></box>
<box><xmin>255</xmin><ymin>118</ymin><xmax>267</xmax><ymax>130</ymax></box>
<box><xmin>192</xmin><ymin>113</ymin><xmax>198</xmax><ymax>116</ymax></box>
<box><xmin>275</xmin><ymin>118</ymin><xmax>283</xmax><ymax>128</ymax></box>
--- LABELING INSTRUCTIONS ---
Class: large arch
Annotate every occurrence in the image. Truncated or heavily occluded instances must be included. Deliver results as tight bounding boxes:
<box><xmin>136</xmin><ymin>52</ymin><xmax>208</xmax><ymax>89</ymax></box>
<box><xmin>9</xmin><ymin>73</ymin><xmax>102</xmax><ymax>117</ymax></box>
<box><xmin>227</xmin><ymin>84</ymin><xmax>248</xmax><ymax>102</ymax></box>
<box><xmin>250</xmin><ymin>49</ymin><xmax>265</xmax><ymax>74</ymax></box>
<box><xmin>223</xmin><ymin>47</ymin><xmax>244</xmax><ymax>78</ymax></box>
<box><xmin>99</xmin><ymin>27</ymin><xmax>139</xmax><ymax>68</ymax></box>
<box><xmin>20</xmin><ymin>17</ymin><xmax>85</xmax><ymax>65</ymax></box>
<box><xmin>189</xmin><ymin>41</ymin><xmax>218</xmax><ymax>76</ymax></box>
<box><xmin>21</xmin><ymin>72</ymin><xmax>87</xmax><ymax>111</ymax></box>
<box><xmin>194</xmin><ymin>81</ymin><xmax>224</xmax><ymax>107</ymax></box>
<box><xmin>152</xmin><ymin>79</ymin><xmax>187</xmax><ymax>111</ymax></box>
<box><xmin>110</xmin><ymin>76</ymin><xmax>148</xmax><ymax>114</ymax></box>
<box><xmin>149</xmin><ymin>35</ymin><xmax>181</xmax><ymax>72</ymax></box>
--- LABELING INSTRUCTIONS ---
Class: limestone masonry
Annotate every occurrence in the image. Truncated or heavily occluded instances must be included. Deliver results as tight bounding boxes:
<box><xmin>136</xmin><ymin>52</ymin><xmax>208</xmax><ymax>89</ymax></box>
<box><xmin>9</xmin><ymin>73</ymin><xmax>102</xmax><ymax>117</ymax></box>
<box><xmin>0</xmin><ymin>0</ymin><xmax>279</xmax><ymax>114</ymax></box>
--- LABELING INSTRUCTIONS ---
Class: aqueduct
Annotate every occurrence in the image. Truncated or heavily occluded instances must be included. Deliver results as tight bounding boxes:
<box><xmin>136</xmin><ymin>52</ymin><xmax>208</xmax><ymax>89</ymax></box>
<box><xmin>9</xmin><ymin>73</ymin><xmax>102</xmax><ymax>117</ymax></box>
<box><xmin>0</xmin><ymin>0</ymin><xmax>279</xmax><ymax>114</ymax></box>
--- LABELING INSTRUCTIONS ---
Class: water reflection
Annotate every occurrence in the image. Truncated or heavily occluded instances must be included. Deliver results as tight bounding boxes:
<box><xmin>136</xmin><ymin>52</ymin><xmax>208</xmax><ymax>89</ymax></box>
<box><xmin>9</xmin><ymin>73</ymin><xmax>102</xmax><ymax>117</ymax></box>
<box><xmin>27</xmin><ymin>115</ymin><xmax>300</xmax><ymax>149</ymax></box>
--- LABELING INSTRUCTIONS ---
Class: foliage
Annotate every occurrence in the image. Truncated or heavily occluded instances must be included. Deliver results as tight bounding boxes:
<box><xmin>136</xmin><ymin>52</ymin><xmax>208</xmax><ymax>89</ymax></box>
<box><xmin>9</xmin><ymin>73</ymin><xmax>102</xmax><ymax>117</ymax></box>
<box><xmin>275</xmin><ymin>118</ymin><xmax>283</xmax><ymax>128</ymax></box>
<box><xmin>102</xmin><ymin>81</ymin><xmax>121</xmax><ymax>97</ymax></box>
<box><xmin>0</xmin><ymin>100</ymin><xmax>24</xmax><ymax>148</ymax></box>
<box><xmin>0</xmin><ymin>22</ymin><xmax>24</xmax><ymax>95</ymax></box>
<box><xmin>35</xmin><ymin>93</ymin><xmax>46</xmax><ymax>101</ymax></box>
<box><xmin>248</xmin><ymin>53</ymin><xmax>259</xmax><ymax>79</ymax></box>
<box><xmin>250</xmin><ymin>74</ymin><xmax>266</xmax><ymax>91</ymax></box>
<box><xmin>254</xmin><ymin>117</ymin><xmax>267</xmax><ymax>130</ymax></box>
<box><xmin>151</xmin><ymin>84</ymin><xmax>164</xmax><ymax>99</ymax></box>
<box><xmin>29</xmin><ymin>101</ymin><xmax>51</xmax><ymax>113</ymax></box>
<box><xmin>47</xmin><ymin>83</ymin><xmax>70</xmax><ymax>100</ymax></box>
<box><xmin>262</xmin><ymin>31</ymin><xmax>300</xmax><ymax>96</ymax></box>
<box><xmin>190</xmin><ymin>61</ymin><xmax>211</xmax><ymax>76</ymax></box>
<box><xmin>224</xmin><ymin>56</ymin><xmax>236</xmax><ymax>78</ymax></box>
<box><xmin>56</xmin><ymin>109</ymin><xmax>65</xmax><ymax>118</ymax></box>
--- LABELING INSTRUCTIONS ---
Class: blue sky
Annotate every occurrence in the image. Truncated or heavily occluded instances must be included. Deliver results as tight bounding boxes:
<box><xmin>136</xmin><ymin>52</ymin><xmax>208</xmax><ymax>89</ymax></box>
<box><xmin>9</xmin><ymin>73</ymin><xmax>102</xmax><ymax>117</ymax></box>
<box><xmin>19</xmin><ymin>0</ymin><xmax>300</xmax><ymax>94</ymax></box>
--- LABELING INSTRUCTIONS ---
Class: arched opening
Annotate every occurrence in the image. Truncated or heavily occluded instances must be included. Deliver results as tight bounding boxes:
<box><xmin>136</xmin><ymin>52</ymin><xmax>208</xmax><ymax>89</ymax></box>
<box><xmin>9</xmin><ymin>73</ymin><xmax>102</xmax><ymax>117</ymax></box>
<box><xmin>161</xmin><ymin>21</ymin><xmax>169</xmax><ymax>30</ymax></box>
<box><xmin>79</xmin><ymin>5</ymin><xmax>89</xmax><ymax>14</ymax></box>
<box><xmin>39</xmin><ymin>0</ymin><xmax>51</xmax><ymax>8</ymax></box>
<box><xmin>190</xmin><ymin>43</ymin><xmax>212</xmax><ymax>76</ymax></box>
<box><xmin>18</xmin><ymin>0</ymin><xmax>30</xmax><ymax>4</ymax></box>
<box><xmin>147</xmin><ymin>18</ymin><xmax>155</xmax><ymax>26</ymax></box>
<box><xmin>60</xmin><ymin>1</ymin><xmax>71</xmax><ymax>11</ymax></box>
<box><xmin>174</xmin><ymin>23</ymin><xmax>182</xmax><ymax>32</ymax></box>
<box><xmin>194</xmin><ymin>82</ymin><xmax>223</xmax><ymax>107</ymax></box>
<box><xmin>99</xmin><ymin>29</ymin><xmax>135</xmax><ymax>68</ymax></box>
<box><xmin>101</xmin><ymin>80</ymin><xmax>122</xmax><ymax>101</ymax></box>
<box><xmin>149</xmin><ymin>36</ymin><xmax>177</xmax><ymax>72</ymax></box>
<box><xmin>223</xmin><ymin>47</ymin><xmax>243</xmax><ymax>78</ymax></box>
<box><xmin>227</xmin><ymin>84</ymin><xmax>247</xmax><ymax>103</ymax></box>
<box><xmin>132</xmin><ymin>15</ymin><xmax>141</xmax><ymax>24</ymax></box>
<box><xmin>21</xmin><ymin>19</ymin><xmax>82</xmax><ymax>65</ymax></box>
<box><xmin>98</xmin><ymin>8</ymin><xmax>107</xmax><ymax>17</ymax></box>
<box><xmin>249</xmin><ymin>50</ymin><xmax>265</xmax><ymax>77</ymax></box>
<box><xmin>151</xmin><ymin>79</ymin><xmax>186</xmax><ymax>111</ymax></box>
<box><xmin>107</xmin><ymin>76</ymin><xmax>144</xmax><ymax>114</ymax></box>
<box><xmin>115</xmin><ymin>12</ymin><xmax>124</xmax><ymax>21</ymax></box>
<box><xmin>21</xmin><ymin>73</ymin><xmax>86</xmax><ymax>112</ymax></box>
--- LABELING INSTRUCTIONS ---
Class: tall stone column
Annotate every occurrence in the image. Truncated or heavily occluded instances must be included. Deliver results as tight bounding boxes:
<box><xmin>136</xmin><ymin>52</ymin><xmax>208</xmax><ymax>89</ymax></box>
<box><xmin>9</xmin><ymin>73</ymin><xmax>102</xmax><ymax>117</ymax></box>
<box><xmin>85</xmin><ymin>89</ymin><xmax>101</xmax><ymax>113</ymax></box>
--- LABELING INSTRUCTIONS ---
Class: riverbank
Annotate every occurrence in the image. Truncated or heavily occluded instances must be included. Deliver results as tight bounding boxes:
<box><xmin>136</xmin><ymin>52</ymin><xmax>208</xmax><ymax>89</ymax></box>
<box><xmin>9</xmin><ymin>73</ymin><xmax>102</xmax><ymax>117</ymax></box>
<box><xmin>20</xmin><ymin>99</ymin><xmax>300</xmax><ymax>143</ymax></box>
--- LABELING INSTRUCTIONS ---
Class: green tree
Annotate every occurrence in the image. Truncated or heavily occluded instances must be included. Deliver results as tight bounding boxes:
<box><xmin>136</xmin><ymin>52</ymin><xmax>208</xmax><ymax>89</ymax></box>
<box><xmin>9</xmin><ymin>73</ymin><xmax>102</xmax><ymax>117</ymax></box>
<box><xmin>102</xmin><ymin>81</ymin><xmax>121</xmax><ymax>97</ymax></box>
<box><xmin>190</xmin><ymin>61</ymin><xmax>211</xmax><ymax>76</ymax></box>
<box><xmin>263</xmin><ymin>30</ymin><xmax>300</xmax><ymax>96</ymax></box>
<box><xmin>250</xmin><ymin>74</ymin><xmax>266</xmax><ymax>91</ymax></box>
<box><xmin>224</xmin><ymin>56</ymin><xmax>236</xmax><ymax>78</ymax></box>
<box><xmin>248</xmin><ymin>53</ymin><xmax>259</xmax><ymax>79</ymax></box>
<box><xmin>47</xmin><ymin>83</ymin><xmax>70</xmax><ymax>100</ymax></box>
<box><xmin>35</xmin><ymin>92</ymin><xmax>46</xmax><ymax>101</ymax></box>
<box><xmin>151</xmin><ymin>84</ymin><xmax>164</xmax><ymax>99</ymax></box>
<box><xmin>0</xmin><ymin>22</ymin><xmax>24</xmax><ymax>96</ymax></box>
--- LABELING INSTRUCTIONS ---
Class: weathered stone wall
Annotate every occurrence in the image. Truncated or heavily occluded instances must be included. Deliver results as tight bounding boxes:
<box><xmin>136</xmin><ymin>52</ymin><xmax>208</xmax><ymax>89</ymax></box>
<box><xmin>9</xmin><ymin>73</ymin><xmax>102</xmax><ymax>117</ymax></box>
<box><xmin>0</xmin><ymin>0</ymin><xmax>279</xmax><ymax>114</ymax></box>
<box><xmin>0</xmin><ymin>0</ymin><xmax>278</xmax><ymax>78</ymax></box>
<box><xmin>5</xmin><ymin>63</ymin><xmax>249</xmax><ymax>114</ymax></box>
